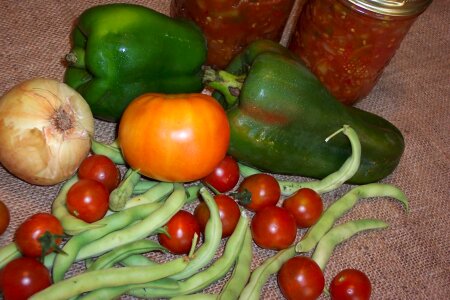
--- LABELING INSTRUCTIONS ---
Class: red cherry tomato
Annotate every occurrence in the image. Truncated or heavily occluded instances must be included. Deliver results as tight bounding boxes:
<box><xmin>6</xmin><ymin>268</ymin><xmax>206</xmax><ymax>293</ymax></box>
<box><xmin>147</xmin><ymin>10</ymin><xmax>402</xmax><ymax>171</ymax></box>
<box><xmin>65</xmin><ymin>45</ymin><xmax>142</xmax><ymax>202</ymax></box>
<box><xmin>14</xmin><ymin>213</ymin><xmax>64</xmax><ymax>258</ymax></box>
<box><xmin>237</xmin><ymin>173</ymin><xmax>280</xmax><ymax>212</ymax></box>
<box><xmin>278</xmin><ymin>256</ymin><xmax>325</xmax><ymax>300</ymax></box>
<box><xmin>282</xmin><ymin>188</ymin><xmax>323</xmax><ymax>228</ymax></box>
<box><xmin>158</xmin><ymin>210</ymin><xmax>201</xmax><ymax>255</ymax></box>
<box><xmin>0</xmin><ymin>200</ymin><xmax>10</xmax><ymax>235</ymax></box>
<box><xmin>202</xmin><ymin>155</ymin><xmax>240</xmax><ymax>193</ymax></box>
<box><xmin>0</xmin><ymin>257</ymin><xmax>51</xmax><ymax>300</ymax></box>
<box><xmin>330</xmin><ymin>269</ymin><xmax>372</xmax><ymax>300</ymax></box>
<box><xmin>66</xmin><ymin>179</ymin><xmax>109</xmax><ymax>223</ymax></box>
<box><xmin>78</xmin><ymin>154</ymin><xmax>120</xmax><ymax>192</ymax></box>
<box><xmin>194</xmin><ymin>194</ymin><xmax>241</xmax><ymax>238</ymax></box>
<box><xmin>251</xmin><ymin>206</ymin><xmax>297</xmax><ymax>250</ymax></box>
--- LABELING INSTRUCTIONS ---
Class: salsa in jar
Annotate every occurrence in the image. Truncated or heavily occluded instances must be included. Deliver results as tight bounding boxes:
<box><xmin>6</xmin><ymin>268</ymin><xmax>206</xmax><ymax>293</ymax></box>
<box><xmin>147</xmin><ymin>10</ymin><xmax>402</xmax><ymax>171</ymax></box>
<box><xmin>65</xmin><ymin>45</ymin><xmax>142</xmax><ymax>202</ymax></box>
<box><xmin>289</xmin><ymin>0</ymin><xmax>432</xmax><ymax>105</ymax></box>
<box><xmin>171</xmin><ymin>0</ymin><xmax>295</xmax><ymax>68</ymax></box>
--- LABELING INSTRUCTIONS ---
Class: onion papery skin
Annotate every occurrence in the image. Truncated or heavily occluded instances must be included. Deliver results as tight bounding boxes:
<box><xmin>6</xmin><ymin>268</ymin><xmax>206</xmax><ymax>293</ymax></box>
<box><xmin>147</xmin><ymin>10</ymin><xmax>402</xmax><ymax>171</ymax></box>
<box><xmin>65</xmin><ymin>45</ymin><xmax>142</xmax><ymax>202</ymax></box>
<box><xmin>0</xmin><ymin>78</ymin><xmax>94</xmax><ymax>185</ymax></box>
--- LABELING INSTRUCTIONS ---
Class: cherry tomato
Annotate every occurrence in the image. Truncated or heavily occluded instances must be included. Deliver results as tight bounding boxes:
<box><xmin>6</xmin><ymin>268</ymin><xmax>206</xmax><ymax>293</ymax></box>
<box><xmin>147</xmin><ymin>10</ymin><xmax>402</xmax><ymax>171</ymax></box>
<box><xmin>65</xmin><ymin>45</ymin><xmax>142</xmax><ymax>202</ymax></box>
<box><xmin>119</xmin><ymin>93</ymin><xmax>230</xmax><ymax>182</ymax></box>
<box><xmin>282</xmin><ymin>188</ymin><xmax>323</xmax><ymax>228</ymax></box>
<box><xmin>202</xmin><ymin>155</ymin><xmax>240</xmax><ymax>193</ymax></box>
<box><xmin>78</xmin><ymin>154</ymin><xmax>120</xmax><ymax>192</ymax></box>
<box><xmin>251</xmin><ymin>206</ymin><xmax>297</xmax><ymax>250</ymax></box>
<box><xmin>0</xmin><ymin>257</ymin><xmax>51</xmax><ymax>300</ymax></box>
<box><xmin>0</xmin><ymin>200</ymin><xmax>10</xmax><ymax>235</ymax></box>
<box><xmin>237</xmin><ymin>173</ymin><xmax>280</xmax><ymax>212</ymax></box>
<box><xmin>330</xmin><ymin>269</ymin><xmax>372</xmax><ymax>300</ymax></box>
<box><xmin>14</xmin><ymin>213</ymin><xmax>64</xmax><ymax>258</ymax></box>
<box><xmin>278</xmin><ymin>256</ymin><xmax>325</xmax><ymax>300</ymax></box>
<box><xmin>158</xmin><ymin>210</ymin><xmax>201</xmax><ymax>255</ymax></box>
<box><xmin>66</xmin><ymin>179</ymin><xmax>109</xmax><ymax>223</ymax></box>
<box><xmin>194</xmin><ymin>194</ymin><xmax>241</xmax><ymax>238</ymax></box>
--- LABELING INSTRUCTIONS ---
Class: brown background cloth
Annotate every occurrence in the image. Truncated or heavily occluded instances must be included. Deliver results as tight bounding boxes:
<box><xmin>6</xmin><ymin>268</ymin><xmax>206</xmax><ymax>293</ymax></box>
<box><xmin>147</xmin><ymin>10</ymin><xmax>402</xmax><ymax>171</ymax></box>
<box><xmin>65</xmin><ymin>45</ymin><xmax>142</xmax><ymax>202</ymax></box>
<box><xmin>0</xmin><ymin>1</ymin><xmax>449</xmax><ymax>299</ymax></box>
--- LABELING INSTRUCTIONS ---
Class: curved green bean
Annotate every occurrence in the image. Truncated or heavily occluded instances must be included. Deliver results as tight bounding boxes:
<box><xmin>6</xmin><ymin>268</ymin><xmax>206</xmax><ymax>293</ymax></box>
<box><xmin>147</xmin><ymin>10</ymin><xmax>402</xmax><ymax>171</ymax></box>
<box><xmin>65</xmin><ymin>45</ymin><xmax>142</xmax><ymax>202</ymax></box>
<box><xmin>120</xmin><ymin>254</ymin><xmax>156</xmax><ymax>267</ymax></box>
<box><xmin>238</xmin><ymin>246</ymin><xmax>296</xmax><ymax>300</ymax></box>
<box><xmin>278</xmin><ymin>125</ymin><xmax>361</xmax><ymax>195</ymax></box>
<box><xmin>87</xmin><ymin>239</ymin><xmax>167</xmax><ymax>271</ymax></box>
<box><xmin>76</xmin><ymin>183</ymin><xmax>187</xmax><ymax>260</ymax></box>
<box><xmin>312</xmin><ymin>219</ymin><xmax>389</xmax><ymax>270</ymax></box>
<box><xmin>91</xmin><ymin>139</ymin><xmax>125</xmax><ymax>164</ymax></box>
<box><xmin>0</xmin><ymin>242</ymin><xmax>21</xmax><ymax>269</ymax></box>
<box><xmin>169</xmin><ymin>186</ymin><xmax>223</xmax><ymax>281</ymax></box>
<box><xmin>239</xmin><ymin>125</ymin><xmax>361</xmax><ymax>196</ymax></box>
<box><xmin>296</xmin><ymin>183</ymin><xmax>408</xmax><ymax>253</ymax></box>
<box><xmin>132</xmin><ymin>180</ymin><xmax>159</xmax><ymax>194</ymax></box>
<box><xmin>129</xmin><ymin>210</ymin><xmax>249</xmax><ymax>298</ymax></box>
<box><xmin>218</xmin><ymin>227</ymin><xmax>253</xmax><ymax>300</ymax></box>
<box><xmin>109</xmin><ymin>168</ymin><xmax>141</xmax><ymax>211</ymax></box>
<box><xmin>52</xmin><ymin>201</ymin><xmax>163</xmax><ymax>282</ymax></box>
<box><xmin>52</xmin><ymin>176</ymin><xmax>104</xmax><ymax>235</ymax></box>
<box><xmin>30</xmin><ymin>256</ymin><xmax>189</xmax><ymax>300</ymax></box>
<box><xmin>124</xmin><ymin>182</ymin><xmax>174</xmax><ymax>209</ymax></box>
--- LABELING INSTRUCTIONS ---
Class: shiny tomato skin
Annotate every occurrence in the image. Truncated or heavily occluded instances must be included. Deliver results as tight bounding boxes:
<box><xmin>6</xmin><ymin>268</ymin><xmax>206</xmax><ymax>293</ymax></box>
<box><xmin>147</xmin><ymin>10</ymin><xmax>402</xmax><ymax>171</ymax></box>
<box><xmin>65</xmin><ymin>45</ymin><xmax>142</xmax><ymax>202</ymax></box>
<box><xmin>119</xmin><ymin>93</ymin><xmax>230</xmax><ymax>182</ymax></box>
<box><xmin>0</xmin><ymin>200</ymin><xmax>10</xmax><ymax>235</ymax></box>
<box><xmin>14</xmin><ymin>213</ymin><xmax>64</xmax><ymax>258</ymax></box>
<box><xmin>194</xmin><ymin>194</ymin><xmax>241</xmax><ymax>238</ymax></box>
<box><xmin>282</xmin><ymin>188</ymin><xmax>323</xmax><ymax>228</ymax></box>
<box><xmin>78</xmin><ymin>154</ymin><xmax>120</xmax><ymax>192</ymax></box>
<box><xmin>66</xmin><ymin>179</ymin><xmax>109</xmax><ymax>223</ymax></box>
<box><xmin>238</xmin><ymin>173</ymin><xmax>281</xmax><ymax>212</ymax></box>
<box><xmin>0</xmin><ymin>257</ymin><xmax>51</xmax><ymax>300</ymax></box>
<box><xmin>251</xmin><ymin>206</ymin><xmax>297</xmax><ymax>250</ymax></box>
<box><xmin>158</xmin><ymin>210</ymin><xmax>201</xmax><ymax>255</ymax></box>
<box><xmin>330</xmin><ymin>269</ymin><xmax>372</xmax><ymax>300</ymax></box>
<box><xmin>202</xmin><ymin>155</ymin><xmax>240</xmax><ymax>193</ymax></box>
<box><xmin>278</xmin><ymin>256</ymin><xmax>325</xmax><ymax>300</ymax></box>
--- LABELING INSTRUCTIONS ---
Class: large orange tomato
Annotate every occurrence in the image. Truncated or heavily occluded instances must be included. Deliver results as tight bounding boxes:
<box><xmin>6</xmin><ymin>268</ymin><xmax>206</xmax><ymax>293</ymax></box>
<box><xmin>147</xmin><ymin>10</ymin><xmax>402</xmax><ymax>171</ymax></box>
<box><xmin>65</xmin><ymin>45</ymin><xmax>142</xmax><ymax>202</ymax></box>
<box><xmin>118</xmin><ymin>93</ymin><xmax>230</xmax><ymax>182</ymax></box>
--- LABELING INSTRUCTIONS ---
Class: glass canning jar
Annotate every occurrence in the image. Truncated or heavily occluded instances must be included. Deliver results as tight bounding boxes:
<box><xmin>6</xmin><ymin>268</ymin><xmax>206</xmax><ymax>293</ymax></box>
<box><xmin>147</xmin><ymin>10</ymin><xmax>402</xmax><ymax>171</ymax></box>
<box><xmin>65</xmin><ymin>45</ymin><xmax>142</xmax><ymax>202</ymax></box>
<box><xmin>289</xmin><ymin>0</ymin><xmax>433</xmax><ymax>105</ymax></box>
<box><xmin>171</xmin><ymin>0</ymin><xmax>296</xmax><ymax>68</ymax></box>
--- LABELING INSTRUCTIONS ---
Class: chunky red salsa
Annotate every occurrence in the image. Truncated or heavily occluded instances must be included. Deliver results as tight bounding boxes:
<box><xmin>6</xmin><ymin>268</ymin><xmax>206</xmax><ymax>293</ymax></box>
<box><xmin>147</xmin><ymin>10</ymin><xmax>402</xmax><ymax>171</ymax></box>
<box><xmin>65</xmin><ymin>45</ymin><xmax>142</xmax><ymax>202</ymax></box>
<box><xmin>289</xmin><ymin>0</ymin><xmax>419</xmax><ymax>104</ymax></box>
<box><xmin>171</xmin><ymin>0</ymin><xmax>295</xmax><ymax>68</ymax></box>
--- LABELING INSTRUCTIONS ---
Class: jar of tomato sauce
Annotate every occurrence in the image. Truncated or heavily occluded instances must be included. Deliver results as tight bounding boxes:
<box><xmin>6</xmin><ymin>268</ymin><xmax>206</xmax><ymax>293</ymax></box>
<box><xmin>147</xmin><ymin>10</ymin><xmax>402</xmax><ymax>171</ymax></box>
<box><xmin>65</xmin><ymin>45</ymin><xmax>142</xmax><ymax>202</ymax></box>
<box><xmin>289</xmin><ymin>0</ymin><xmax>432</xmax><ymax>105</ymax></box>
<box><xmin>171</xmin><ymin>0</ymin><xmax>296</xmax><ymax>68</ymax></box>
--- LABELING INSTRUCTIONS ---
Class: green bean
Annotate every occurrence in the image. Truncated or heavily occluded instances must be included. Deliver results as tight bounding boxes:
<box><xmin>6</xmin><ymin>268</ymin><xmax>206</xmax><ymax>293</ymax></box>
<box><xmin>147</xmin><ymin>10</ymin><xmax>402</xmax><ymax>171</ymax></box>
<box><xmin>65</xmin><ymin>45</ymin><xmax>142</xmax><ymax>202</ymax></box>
<box><xmin>312</xmin><ymin>219</ymin><xmax>389</xmax><ymax>270</ymax></box>
<box><xmin>76</xmin><ymin>183</ymin><xmax>187</xmax><ymax>260</ymax></box>
<box><xmin>169</xmin><ymin>186</ymin><xmax>223</xmax><ymax>281</ymax></box>
<box><xmin>124</xmin><ymin>182</ymin><xmax>174</xmax><ymax>209</ymax></box>
<box><xmin>172</xmin><ymin>294</ymin><xmax>218</xmax><ymax>300</ymax></box>
<box><xmin>52</xmin><ymin>176</ymin><xmax>104</xmax><ymax>235</ymax></box>
<box><xmin>129</xmin><ymin>210</ymin><xmax>249</xmax><ymax>298</ymax></box>
<box><xmin>278</xmin><ymin>125</ymin><xmax>361</xmax><ymax>195</ymax></box>
<box><xmin>239</xmin><ymin>125</ymin><xmax>361</xmax><ymax>196</ymax></box>
<box><xmin>185</xmin><ymin>184</ymin><xmax>202</xmax><ymax>203</ymax></box>
<box><xmin>0</xmin><ymin>242</ymin><xmax>21</xmax><ymax>269</ymax></box>
<box><xmin>109</xmin><ymin>168</ymin><xmax>141</xmax><ymax>211</ymax></box>
<box><xmin>239</xmin><ymin>246</ymin><xmax>296</xmax><ymax>300</ymax></box>
<box><xmin>296</xmin><ymin>183</ymin><xmax>408</xmax><ymax>253</ymax></box>
<box><xmin>218</xmin><ymin>227</ymin><xmax>253</xmax><ymax>300</ymax></box>
<box><xmin>30</xmin><ymin>256</ymin><xmax>189</xmax><ymax>300</ymax></box>
<box><xmin>90</xmin><ymin>139</ymin><xmax>125</xmax><ymax>164</ymax></box>
<box><xmin>52</xmin><ymin>202</ymin><xmax>163</xmax><ymax>282</ymax></box>
<box><xmin>87</xmin><ymin>239</ymin><xmax>167</xmax><ymax>271</ymax></box>
<box><xmin>132</xmin><ymin>180</ymin><xmax>159</xmax><ymax>194</ymax></box>
<box><xmin>120</xmin><ymin>254</ymin><xmax>156</xmax><ymax>267</ymax></box>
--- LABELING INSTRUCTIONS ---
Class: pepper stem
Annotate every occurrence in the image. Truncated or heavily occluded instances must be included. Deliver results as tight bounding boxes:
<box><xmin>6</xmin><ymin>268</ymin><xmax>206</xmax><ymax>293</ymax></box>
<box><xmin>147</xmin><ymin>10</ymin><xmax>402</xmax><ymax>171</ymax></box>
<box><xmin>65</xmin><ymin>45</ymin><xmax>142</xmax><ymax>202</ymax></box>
<box><xmin>202</xmin><ymin>66</ymin><xmax>246</xmax><ymax>107</ymax></box>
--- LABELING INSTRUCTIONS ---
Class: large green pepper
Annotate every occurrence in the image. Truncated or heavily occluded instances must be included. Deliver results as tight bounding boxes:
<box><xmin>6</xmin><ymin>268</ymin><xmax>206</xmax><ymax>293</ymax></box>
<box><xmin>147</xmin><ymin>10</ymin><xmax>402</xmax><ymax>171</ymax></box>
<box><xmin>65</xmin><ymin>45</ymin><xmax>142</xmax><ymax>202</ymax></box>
<box><xmin>204</xmin><ymin>40</ymin><xmax>404</xmax><ymax>184</ymax></box>
<box><xmin>64</xmin><ymin>3</ymin><xmax>207</xmax><ymax>122</ymax></box>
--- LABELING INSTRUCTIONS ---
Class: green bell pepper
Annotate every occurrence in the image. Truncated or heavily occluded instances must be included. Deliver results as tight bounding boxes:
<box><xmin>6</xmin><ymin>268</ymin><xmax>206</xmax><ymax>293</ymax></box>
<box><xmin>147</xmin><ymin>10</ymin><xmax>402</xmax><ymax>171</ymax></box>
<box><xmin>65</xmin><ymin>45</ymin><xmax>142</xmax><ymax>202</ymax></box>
<box><xmin>204</xmin><ymin>40</ymin><xmax>404</xmax><ymax>184</ymax></box>
<box><xmin>64</xmin><ymin>3</ymin><xmax>207</xmax><ymax>122</ymax></box>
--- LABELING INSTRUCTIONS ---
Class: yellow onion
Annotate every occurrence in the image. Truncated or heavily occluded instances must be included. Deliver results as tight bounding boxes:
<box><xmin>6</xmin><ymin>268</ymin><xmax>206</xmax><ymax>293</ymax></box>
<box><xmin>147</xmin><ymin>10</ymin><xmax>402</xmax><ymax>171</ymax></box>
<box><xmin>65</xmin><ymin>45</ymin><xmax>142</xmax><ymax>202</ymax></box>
<box><xmin>0</xmin><ymin>78</ymin><xmax>94</xmax><ymax>185</ymax></box>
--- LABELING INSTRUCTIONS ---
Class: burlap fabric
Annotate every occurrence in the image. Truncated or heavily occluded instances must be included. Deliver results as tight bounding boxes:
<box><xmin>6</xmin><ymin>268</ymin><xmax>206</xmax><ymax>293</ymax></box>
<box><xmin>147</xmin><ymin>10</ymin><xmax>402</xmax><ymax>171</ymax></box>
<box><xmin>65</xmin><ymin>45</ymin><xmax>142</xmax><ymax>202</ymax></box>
<box><xmin>0</xmin><ymin>1</ymin><xmax>448</xmax><ymax>299</ymax></box>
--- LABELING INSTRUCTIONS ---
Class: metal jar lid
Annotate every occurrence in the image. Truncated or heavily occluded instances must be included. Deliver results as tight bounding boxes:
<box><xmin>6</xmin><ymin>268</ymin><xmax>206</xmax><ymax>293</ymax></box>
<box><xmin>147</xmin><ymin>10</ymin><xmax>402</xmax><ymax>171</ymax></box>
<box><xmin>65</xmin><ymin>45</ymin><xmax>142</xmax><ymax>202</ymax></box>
<box><xmin>346</xmin><ymin>0</ymin><xmax>433</xmax><ymax>16</ymax></box>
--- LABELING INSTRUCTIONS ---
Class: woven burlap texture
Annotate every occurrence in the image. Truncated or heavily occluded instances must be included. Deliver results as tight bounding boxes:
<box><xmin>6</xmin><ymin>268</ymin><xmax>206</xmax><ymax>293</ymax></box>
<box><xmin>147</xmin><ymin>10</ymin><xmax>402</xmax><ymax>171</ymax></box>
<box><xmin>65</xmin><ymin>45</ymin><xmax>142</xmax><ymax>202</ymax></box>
<box><xmin>0</xmin><ymin>1</ymin><xmax>449</xmax><ymax>299</ymax></box>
